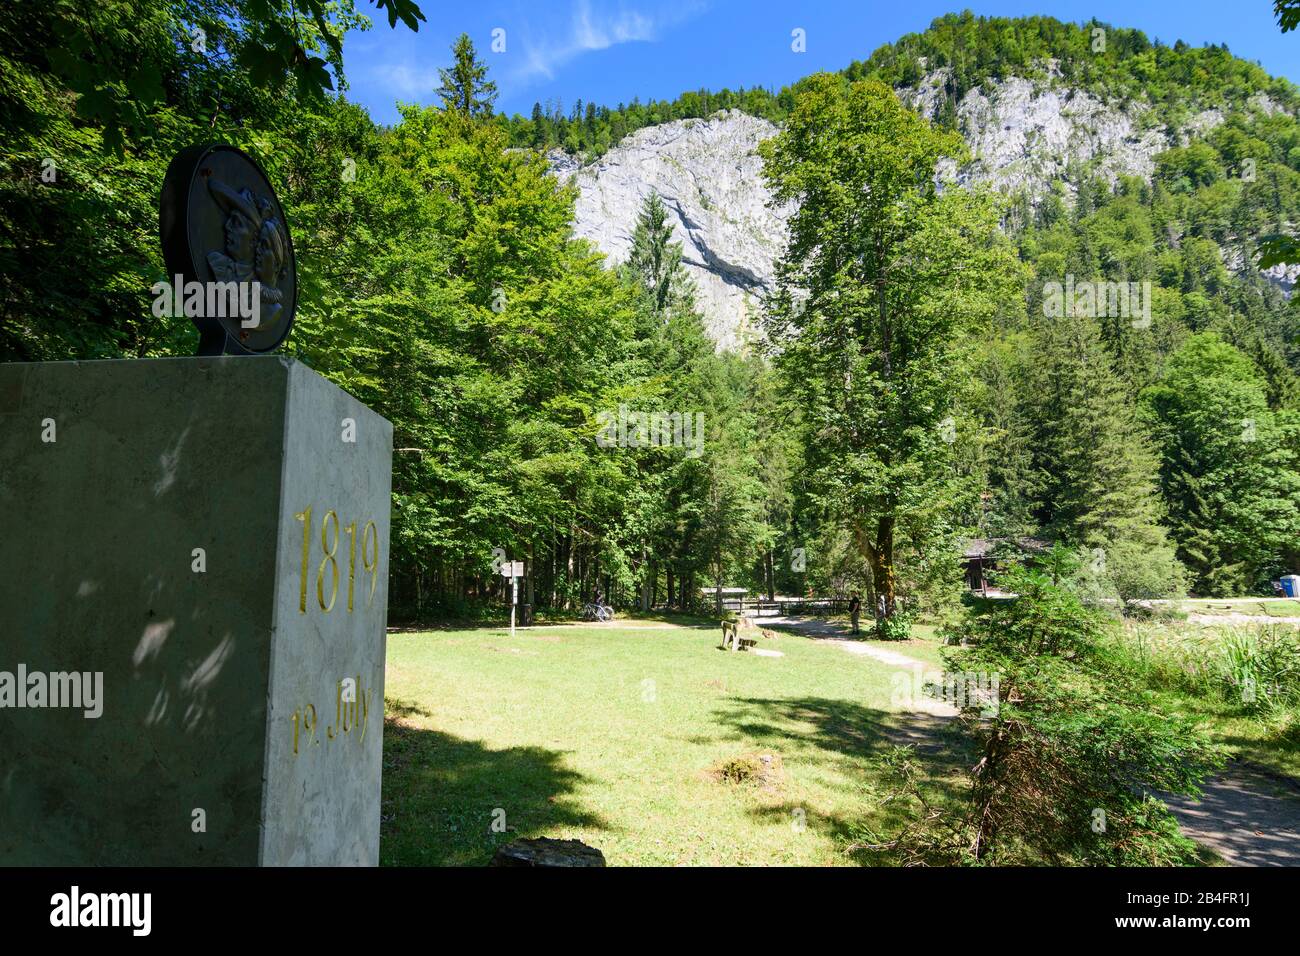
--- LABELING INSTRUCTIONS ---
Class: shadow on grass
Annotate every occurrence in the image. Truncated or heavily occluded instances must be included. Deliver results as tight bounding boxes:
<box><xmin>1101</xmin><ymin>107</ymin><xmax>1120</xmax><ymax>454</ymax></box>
<box><xmin>717</xmin><ymin>695</ymin><xmax>972</xmax><ymax>763</ymax></box>
<box><xmin>632</xmin><ymin>609</ymin><xmax>725</xmax><ymax>629</ymax></box>
<box><xmin>1217</xmin><ymin>723</ymin><xmax>1300</xmax><ymax>781</ymax></box>
<box><xmin>381</xmin><ymin>698</ymin><xmax>608</xmax><ymax>866</ymax></box>
<box><xmin>764</xmin><ymin>618</ymin><xmax>935</xmax><ymax>645</ymax></box>
<box><xmin>1152</xmin><ymin>692</ymin><xmax>1300</xmax><ymax>779</ymax></box>
<box><xmin>712</xmin><ymin>696</ymin><xmax>975</xmax><ymax>865</ymax></box>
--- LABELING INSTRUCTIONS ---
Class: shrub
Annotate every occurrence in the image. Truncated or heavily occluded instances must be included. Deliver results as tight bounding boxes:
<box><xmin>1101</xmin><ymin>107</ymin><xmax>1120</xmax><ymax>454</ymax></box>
<box><xmin>1104</xmin><ymin>622</ymin><xmax>1300</xmax><ymax>714</ymax></box>
<box><xmin>1219</xmin><ymin>628</ymin><xmax>1300</xmax><ymax>715</ymax></box>
<box><xmin>860</xmin><ymin>556</ymin><xmax>1222</xmax><ymax>866</ymax></box>
<box><xmin>876</xmin><ymin>607</ymin><xmax>915</xmax><ymax>641</ymax></box>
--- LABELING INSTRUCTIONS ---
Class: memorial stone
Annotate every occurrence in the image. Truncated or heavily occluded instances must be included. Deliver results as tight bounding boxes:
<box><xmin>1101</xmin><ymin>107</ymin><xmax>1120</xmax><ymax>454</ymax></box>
<box><xmin>0</xmin><ymin>143</ymin><xmax>392</xmax><ymax>866</ymax></box>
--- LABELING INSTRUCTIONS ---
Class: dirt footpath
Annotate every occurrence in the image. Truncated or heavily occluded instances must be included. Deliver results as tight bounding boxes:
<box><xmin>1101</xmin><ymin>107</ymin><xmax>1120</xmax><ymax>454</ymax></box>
<box><xmin>769</xmin><ymin>614</ymin><xmax>1300</xmax><ymax>866</ymax></box>
<box><xmin>1162</xmin><ymin>764</ymin><xmax>1300</xmax><ymax>866</ymax></box>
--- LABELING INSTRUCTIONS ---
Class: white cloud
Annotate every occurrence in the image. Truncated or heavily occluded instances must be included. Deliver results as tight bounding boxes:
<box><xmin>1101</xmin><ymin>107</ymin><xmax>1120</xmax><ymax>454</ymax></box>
<box><xmin>372</xmin><ymin>62</ymin><xmax>440</xmax><ymax>100</ymax></box>
<box><xmin>512</xmin><ymin>0</ymin><xmax>703</xmax><ymax>85</ymax></box>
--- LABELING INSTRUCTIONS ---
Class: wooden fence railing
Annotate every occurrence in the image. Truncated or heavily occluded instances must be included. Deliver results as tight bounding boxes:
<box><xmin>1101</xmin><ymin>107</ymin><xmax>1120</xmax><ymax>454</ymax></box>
<box><xmin>718</xmin><ymin>598</ymin><xmax>851</xmax><ymax>617</ymax></box>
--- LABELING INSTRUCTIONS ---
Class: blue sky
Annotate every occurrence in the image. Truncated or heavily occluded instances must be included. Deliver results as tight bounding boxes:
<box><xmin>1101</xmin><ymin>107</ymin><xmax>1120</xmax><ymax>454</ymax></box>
<box><xmin>341</xmin><ymin>1</ymin><xmax>1300</xmax><ymax>125</ymax></box>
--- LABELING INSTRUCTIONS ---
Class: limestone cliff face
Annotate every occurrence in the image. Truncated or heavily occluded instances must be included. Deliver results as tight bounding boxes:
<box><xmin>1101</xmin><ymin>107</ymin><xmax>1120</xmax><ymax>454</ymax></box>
<box><xmin>905</xmin><ymin>68</ymin><xmax>1169</xmax><ymax>202</ymax></box>
<box><xmin>548</xmin><ymin>111</ymin><xmax>792</xmax><ymax>351</ymax></box>
<box><xmin>549</xmin><ymin>75</ymin><xmax>1295</xmax><ymax>346</ymax></box>
<box><xmin>908</xmin><ymin>69</ymin><xmax>1293</xmax><ymax>208</ymax></box>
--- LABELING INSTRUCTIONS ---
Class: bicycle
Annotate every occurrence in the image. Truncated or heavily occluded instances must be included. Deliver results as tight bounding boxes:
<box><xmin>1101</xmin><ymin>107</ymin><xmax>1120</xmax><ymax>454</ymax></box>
<box><xmin>581</xmin><ymin>602</ymin><xmax>613</xmax><ymax>622</ymax></box>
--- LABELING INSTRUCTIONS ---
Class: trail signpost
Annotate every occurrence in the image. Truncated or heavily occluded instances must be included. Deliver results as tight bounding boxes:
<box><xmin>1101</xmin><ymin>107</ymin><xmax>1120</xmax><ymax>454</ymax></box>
<box><xmin>500</xmin><ymin>561</ymin><xmax>524</xmax><ymax>637</ymax></box>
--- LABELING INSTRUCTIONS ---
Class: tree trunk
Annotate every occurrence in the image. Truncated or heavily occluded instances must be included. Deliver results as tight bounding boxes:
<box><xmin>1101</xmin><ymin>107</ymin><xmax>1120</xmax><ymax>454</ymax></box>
<box><xmin>858</xmin><ymin>517</ymin><xmax>897</xmax><ymax>626</ymax></box>
<box><xmin>640</xmin><ymin>548</ymin><xmax>652</xmax><ymax>612</ymax></box>
<box><xmin>714</xmin><ymin>562</ymin><xmax>723</xmax><ymax>617</ymax></box>
<box><xmin>566</xmin><ymin>529</ymin><xmax>576</xmax><ymax>610</ymax></box>
<box><xmin>971</xmin><ymin>726</ymin><xmax>1004</xmax><ymax>862</ymax></box>
<box><xmin>526</xmin><ymin>542</ymin><xmax>535</xmax><ymax>608</ymax></box>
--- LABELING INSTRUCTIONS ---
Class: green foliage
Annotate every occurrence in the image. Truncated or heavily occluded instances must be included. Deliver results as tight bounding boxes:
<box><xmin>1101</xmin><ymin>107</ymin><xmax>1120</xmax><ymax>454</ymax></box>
<box><xmin>39</xmin><ymin>0</ymin><xmax>421</xmax><ymax>152</ymax></box>
<box><xmin>504</xmin><ymin>12</ymin><xmax>1300</xmax><ymax>603</ymax></box>
<box><xmin>507</xmin><ymin>12</ymin><xmax>1300</xmax><ymax>164</ymax></box>
<box><xmin>8</xmin><ymin>1</ymin><xmax>1300</xmax><ymax>620</ymax></box>
<box><xmin>954</xmin><ymin>335</ymin><xmax>1038</xmax><ymax>540</ymax></box>
<box><xmin>979</xmin><ymin>78</ymin><xmax>1300</xmax><ymax>601</ymax></box>
<box><xmin>597</xmin><ymin>174</ymin><xmax>779</xmax><ymax>617</ymax></box>
<box><xmin>0</xmin><ymin>10</ymin><xmax>784</xmax><ymax>620</ymax></box>
<box><xmin>1019</xmin><ymin>312</ymin><xmax>1188</xmax><ymax>603</ymax></box>
<box><xmin>956</xmin><ymin>548</ymin><xmax>1110</xmax><ymax>657</ymax></box>
<box><xmin>1144</xmin><ymin>333</ymin><xmax>1300</xmax><ymax>593</ymax></box>
<box><xmin>437</xmin><ymin>34</ymin><xmax>498</xmax><ymax>119</ymax></box>
<box><xmin>1278</xmin><ymin>1</ymin><xmax>1300</xmax><ymax>34</ymax></box>
<box><xmin>875</xmin><ymin>608</ymin><xmax>914</xmax><ymax>642</ymax></box>
<box><xmin>866</xmin><ymin>558</ymin><xmax>1222</xmax><ymax>865</ymax></box>
<box><xmin>1258</xmin><ymin>234</ymin><xmax>1300</xmax><ymax>268</ymax></box>
<box><xmin>623</xmin><ymin>192</ymin><xmax>696</xmax><ymax>317</ymax></box>
<box><xmin>761</xmin><ymin>74</ymin><xmax>1023</xmax><ymax>621</ymax></box>
<box><xmin>1103</xmin><ymin>621</ymin><xmax>1300</xmax><ymax>759</ymax></box>
<box><xmin>849</xmin><ymin>11</ymin><xmax>1299</xmax><ymax>117</ymax></box>
<box><xmin>504</xmin><ymin>87</ymin><xmax>788</xmax><ymax>160</ymax></box>
<box><xmin>1220</xmin><ymin>628</ymin><xmax>1300</xmax><ymax>714</ymax></box>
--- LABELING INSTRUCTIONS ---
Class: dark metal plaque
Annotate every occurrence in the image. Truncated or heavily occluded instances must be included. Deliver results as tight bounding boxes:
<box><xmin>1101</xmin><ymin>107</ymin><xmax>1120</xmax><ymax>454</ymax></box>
<box><xmin>159</xmin><ymin>144</ymin><xmax>297</xmax><ymax>355</ymax></box>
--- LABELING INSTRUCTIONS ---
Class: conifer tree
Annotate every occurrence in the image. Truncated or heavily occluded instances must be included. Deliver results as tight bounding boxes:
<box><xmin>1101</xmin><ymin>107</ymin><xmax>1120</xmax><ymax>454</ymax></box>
<box><xmin>1145</xmin><ymin>332</ymin><xmax>1300</xmax><ymax>594</ymax></box>
<box><xmin>530</xmin><ymin>102</ymin><xmax>548</xmax><ymax>148</ymax></box>
<box><xmin>624</xmin><ymin>191</ymin><xmax>696</xmax><ymax>319</ymax></box>
<box><xmin>1025</xmin><ymin>313</ymin><xmax>1187</xmax><ymax>601</ymax></box>
<box><xmin>437</xmin><ymin>34</ymin><xmax>498</xmax><ymax>119</ymax></box>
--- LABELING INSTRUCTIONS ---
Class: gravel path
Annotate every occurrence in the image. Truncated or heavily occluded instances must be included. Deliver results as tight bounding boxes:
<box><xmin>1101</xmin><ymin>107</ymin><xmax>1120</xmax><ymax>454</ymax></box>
<box><xmin>1187</xmin><ymin>612</ymin><xmax>1300</xmax><ymax>626</ymax></box>
<box><xmin>764</xmin><ymin>616</ymin><xmax>957</xmax><ymax>716</ymax></box>
<box><xmin>767</xmin><ymin>615</ymin><xmax>1300</xmax><ymax>865</ymax></box>
<box><xmin>1162</xmin><ymin>765</ymin><xmax>1300</xmax><ymax>866</ymax></box>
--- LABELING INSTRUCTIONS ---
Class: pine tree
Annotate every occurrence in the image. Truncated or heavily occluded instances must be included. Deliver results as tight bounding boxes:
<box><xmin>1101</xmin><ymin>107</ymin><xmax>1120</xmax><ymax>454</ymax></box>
<box><xmin>1025</xmin><ymin>312</ymin><xmax>1187</xmax><ymax>601</ymax></box>
<box><xmin>624</xmin><ymin>192</ymin><xmax>696</xmax><ymax>319</ymax></box>
<box><xmin>530</xmin><ymin>102</ymin><xmax>548</xmax><ymax>148</ymax></box>
<box><xmin>966</xmin><ymin>337</ymin><xmax>1040</xmax><ymax>539</ymax></box>
<box><xmin>437</xmin><ymin>34</ymin><xmax>498</xmax><ymax>119</ymax></box>
<box><xmin>1145</xmin><ymin>332</ymin><xmax>1300</xmax><ymax>594</ymax></box>
<box><xmin>611</xmin><ymin>190</ymin><xmax>777</xmax><ymax>615</ymax></box>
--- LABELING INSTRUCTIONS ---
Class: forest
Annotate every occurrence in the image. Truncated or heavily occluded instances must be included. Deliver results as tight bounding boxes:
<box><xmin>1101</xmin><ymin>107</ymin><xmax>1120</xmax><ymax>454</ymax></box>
<box><xmin>4</xmin><ymin>4</ymin><xmax>1300</xmax><ymax>629</ymax></box>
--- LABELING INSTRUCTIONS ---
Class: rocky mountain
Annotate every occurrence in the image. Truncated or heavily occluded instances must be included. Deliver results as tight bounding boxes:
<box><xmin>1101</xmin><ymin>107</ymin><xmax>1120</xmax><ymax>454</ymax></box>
<box><xmin>911</xmin><ymin>66</ymin><xmax>1294</xmax><ymax>206</ymax></box>
<box><xmin>547</xmin><ymin>111</ymin><xmax>791</xmax><ymax>350</ymax></box>
<box><xmin>548</xmin><ymin>73</ymin><xmax>1298</xmax><ymax>348</ymax></box>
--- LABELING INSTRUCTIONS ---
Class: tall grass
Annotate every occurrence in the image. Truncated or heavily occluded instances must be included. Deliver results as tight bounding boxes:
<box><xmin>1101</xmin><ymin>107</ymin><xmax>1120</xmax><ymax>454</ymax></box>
<box><xmin>1108</xmin><ymin>623</ymin><xmax>1300</xmax><ymax>715</ymax></box>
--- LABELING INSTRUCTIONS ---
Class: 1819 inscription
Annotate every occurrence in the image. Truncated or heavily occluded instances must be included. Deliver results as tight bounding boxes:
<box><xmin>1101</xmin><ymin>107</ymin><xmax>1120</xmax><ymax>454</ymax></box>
<box><xmin>293</xmin><ymin>506</ymin><xmax>379</xmax><ymax>614</ymax></box>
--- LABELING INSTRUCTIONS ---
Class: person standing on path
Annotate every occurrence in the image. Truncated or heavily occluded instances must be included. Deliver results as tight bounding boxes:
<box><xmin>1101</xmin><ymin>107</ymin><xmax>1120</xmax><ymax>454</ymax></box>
<box><xmin>848</xmin><ymin>592</ymin><xmax>861</xmax><ymax>635</ymax></box>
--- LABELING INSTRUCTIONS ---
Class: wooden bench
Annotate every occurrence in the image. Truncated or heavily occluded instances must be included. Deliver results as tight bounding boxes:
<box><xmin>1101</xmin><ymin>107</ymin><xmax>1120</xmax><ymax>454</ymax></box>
<box><xmin>720</xmin><ymin>617</ymin><xmax>769</xmax><ymax>652</ymax></box>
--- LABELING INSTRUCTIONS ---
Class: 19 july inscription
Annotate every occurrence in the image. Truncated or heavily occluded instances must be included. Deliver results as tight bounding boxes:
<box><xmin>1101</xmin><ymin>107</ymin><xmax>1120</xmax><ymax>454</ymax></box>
<box><xmin>287</xmin><ymin>505</ymin><xmax>383</xmax><ymax>757</ymax></box>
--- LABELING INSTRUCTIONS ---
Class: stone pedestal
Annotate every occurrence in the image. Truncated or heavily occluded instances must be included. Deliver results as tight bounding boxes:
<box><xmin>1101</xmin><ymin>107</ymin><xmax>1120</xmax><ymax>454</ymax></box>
<box><xmin>0</xmin><ymin>357</ymin><xmax>392</xmax><ymax>865</ymax></box>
